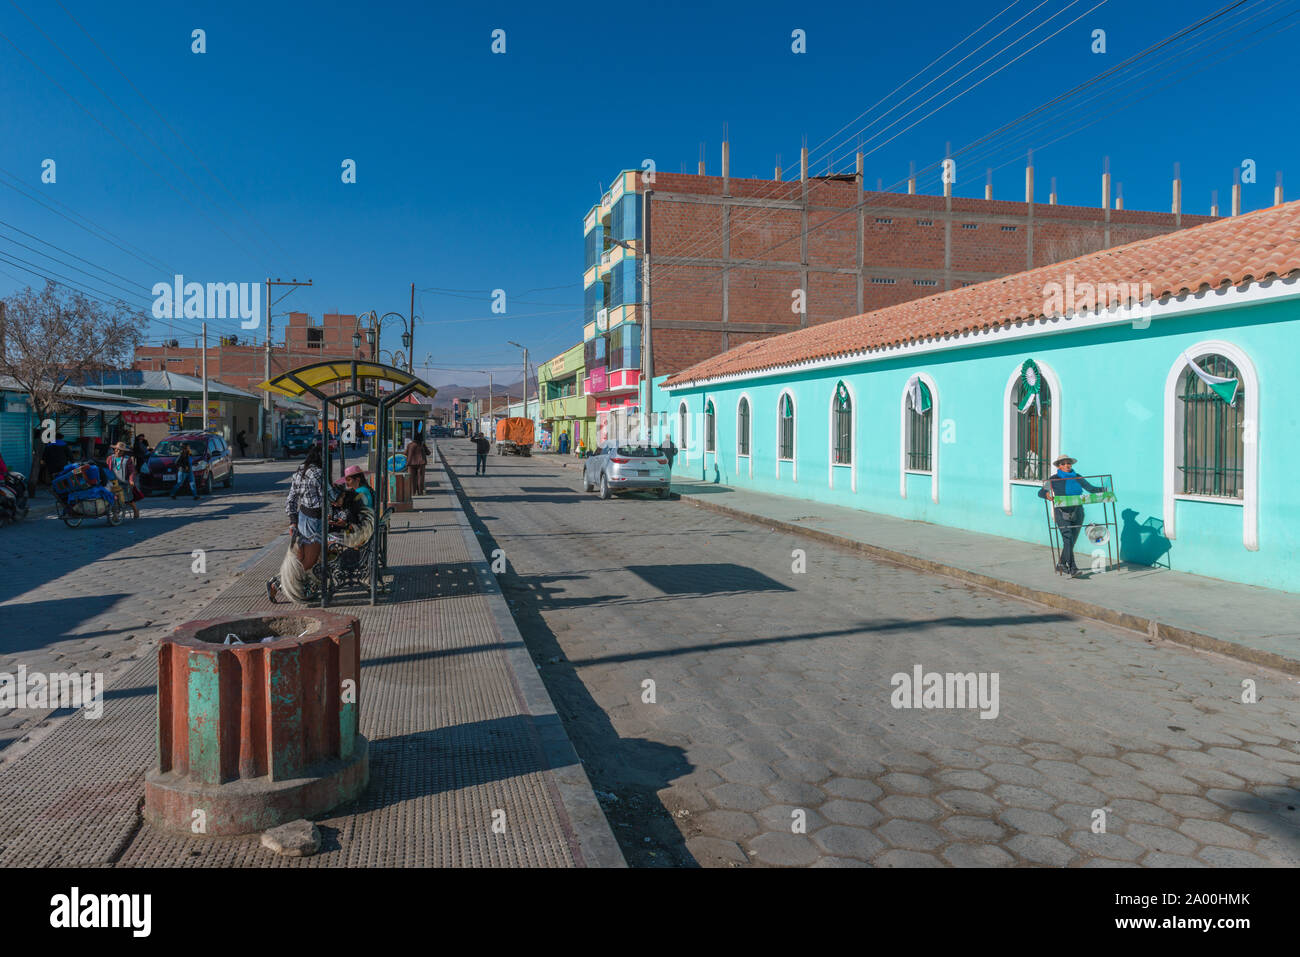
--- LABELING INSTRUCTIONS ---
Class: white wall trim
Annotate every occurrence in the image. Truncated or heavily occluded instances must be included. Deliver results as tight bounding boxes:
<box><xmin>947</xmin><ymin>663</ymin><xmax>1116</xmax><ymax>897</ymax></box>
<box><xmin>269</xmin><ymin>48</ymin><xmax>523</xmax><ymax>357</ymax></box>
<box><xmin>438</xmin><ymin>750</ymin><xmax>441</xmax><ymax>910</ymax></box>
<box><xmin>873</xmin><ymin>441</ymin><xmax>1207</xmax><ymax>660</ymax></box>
<box><xmin>1162</xmin><ymin>340</ymin><xmax>1258</xmax><ymax>550</ymax></box>
<box><xmin>677</xmin><ymin>400</ymin><xmax>690</xmax><ymax>464</ymax></box>
<box><xmin>900</xmin><ymin>373</ymin><xmax>939</xmax><ymax>502</ymax></box>
<box><xmin>735</xmin><ymin>391</ymin><xmax>753</xmax><ymax>479</ymax></box>
<box><xmin>827</xmin><ymin>379</ymin><xmax>858</xmax><ymax>492</ymax></box>
<box><xmin>776</xmin><ymin>388</ymin><xmax>797</xmax><ymax>481</ymax></box>
<box><xmin>663</xmin><ymin>275</ymin><xmax>1300</xmax><ymax>393</ymax></box>
<box><xmin>1002</xmin><ymin>360</ymin><xmax>1062</xmax><ymax>515</ymax></box>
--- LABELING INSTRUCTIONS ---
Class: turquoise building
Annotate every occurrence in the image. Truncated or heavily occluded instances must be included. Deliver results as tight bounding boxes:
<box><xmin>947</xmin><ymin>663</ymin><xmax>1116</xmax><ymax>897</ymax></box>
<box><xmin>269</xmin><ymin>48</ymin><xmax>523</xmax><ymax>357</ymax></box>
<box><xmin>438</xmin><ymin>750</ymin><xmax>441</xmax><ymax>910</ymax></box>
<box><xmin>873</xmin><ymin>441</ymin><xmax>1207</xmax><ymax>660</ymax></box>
<box><xmin>655</xmin><ymin>202</ymin><xmax>1300</xmax><ymax>593</ymax></box>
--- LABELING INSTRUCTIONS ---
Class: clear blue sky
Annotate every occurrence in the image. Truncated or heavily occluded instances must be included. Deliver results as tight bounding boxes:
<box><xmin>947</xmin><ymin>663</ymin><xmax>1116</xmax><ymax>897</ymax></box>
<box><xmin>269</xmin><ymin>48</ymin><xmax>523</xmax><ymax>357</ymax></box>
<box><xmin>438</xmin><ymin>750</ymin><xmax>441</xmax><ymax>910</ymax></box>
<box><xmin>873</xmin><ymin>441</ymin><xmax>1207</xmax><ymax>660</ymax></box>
<box><xmin>1</xmin><ymin>0</ymin><xmax>1294</xmax><ymax>386</ymax></box>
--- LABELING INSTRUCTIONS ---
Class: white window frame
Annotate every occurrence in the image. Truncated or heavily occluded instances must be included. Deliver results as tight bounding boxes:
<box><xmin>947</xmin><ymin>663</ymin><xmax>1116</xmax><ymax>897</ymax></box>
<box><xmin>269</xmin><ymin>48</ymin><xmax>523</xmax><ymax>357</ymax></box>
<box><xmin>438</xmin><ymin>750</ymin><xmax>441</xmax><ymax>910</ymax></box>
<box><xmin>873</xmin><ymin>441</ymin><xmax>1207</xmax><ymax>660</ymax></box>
<box><xmin>899</xmin><ymin>372</ymin><xmax>939</xmax><ymax>503</ymax></box>
<box><xmin>678</xmin><ymin>401</ymin><xmax>690</xmax><ymax>462</ymax></box>
<box><xmin>735</xmin><ymin>392</ymin><xmax>753</xmax><ymax>478</ymax></box>
<box><xmin>827</xmin><ymin>380</ymin><xmax>857</xmax><ymax>491</ymax></box>
<box><xmin>703</xmin><ymin>398</ymin><xmax>716</xmax><ymax>457</ymax></box>
<box><xmin>1163</xmin><ymin>340</ymin><xmax>1258</xmax><ymax>550</ymax></box>
<box><xmin>776</xmin><ymin>388</ymin><xmax>797</xmax><ymax>481</ymax></box>
<box><xmin>1002</xmin><ymin>361</ymin><xmax>1062</xmax><ymax>515</ymax></box>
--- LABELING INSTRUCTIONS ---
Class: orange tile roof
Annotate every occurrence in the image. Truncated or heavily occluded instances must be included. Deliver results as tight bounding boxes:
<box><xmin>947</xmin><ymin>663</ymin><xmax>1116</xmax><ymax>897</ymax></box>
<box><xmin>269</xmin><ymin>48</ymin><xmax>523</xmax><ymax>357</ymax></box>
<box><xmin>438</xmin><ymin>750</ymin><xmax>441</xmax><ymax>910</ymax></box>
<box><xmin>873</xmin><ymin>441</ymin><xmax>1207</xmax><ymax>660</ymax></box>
<box><xmin>663</xmin><ymin>201</ymin><xmax>1300</xmax><ymax>387</ymax></box>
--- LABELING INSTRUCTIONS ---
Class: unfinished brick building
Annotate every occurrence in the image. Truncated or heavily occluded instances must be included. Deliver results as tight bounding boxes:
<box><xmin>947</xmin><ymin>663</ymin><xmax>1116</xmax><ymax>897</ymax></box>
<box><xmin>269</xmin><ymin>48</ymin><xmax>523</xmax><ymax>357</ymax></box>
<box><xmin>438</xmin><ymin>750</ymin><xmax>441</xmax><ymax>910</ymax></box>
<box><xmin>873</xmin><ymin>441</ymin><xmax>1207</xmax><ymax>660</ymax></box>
<box><xmin>581</xmin><ymin>146</ymin><xmax>1215</xmax><ymax>440</ymax></box>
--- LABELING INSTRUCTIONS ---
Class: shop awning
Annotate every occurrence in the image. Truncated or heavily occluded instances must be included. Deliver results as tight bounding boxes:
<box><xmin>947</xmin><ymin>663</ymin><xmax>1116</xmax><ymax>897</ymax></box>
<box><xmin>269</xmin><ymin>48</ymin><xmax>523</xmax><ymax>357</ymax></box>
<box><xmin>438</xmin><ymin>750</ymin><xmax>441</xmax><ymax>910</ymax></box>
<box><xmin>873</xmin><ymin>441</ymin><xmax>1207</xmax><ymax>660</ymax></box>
<box><xmin>66</xmin><ymin>399</ymin><xmax>159</xmax><ymax>414</ymax></box>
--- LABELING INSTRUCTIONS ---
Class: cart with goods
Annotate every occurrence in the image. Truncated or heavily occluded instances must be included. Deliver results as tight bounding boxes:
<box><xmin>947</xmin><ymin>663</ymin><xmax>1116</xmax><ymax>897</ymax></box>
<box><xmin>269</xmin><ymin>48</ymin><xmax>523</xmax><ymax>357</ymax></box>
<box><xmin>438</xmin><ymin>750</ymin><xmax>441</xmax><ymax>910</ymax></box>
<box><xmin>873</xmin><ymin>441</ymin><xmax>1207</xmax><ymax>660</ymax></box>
<box><xmin>51</xmin><ymin>462</ymin><xmax>128</xmax><ymax>528</ymax></box>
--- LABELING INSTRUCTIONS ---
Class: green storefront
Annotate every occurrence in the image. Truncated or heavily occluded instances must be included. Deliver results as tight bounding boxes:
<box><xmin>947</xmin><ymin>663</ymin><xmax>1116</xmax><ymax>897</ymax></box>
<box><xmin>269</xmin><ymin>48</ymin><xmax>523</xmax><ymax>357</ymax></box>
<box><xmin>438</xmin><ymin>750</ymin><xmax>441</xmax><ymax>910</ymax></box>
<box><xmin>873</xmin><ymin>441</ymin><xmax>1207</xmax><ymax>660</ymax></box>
<box><xmin>539</xmin><ymin>343</ymin><xmax>594</xmax><ymax>452</ymax></box>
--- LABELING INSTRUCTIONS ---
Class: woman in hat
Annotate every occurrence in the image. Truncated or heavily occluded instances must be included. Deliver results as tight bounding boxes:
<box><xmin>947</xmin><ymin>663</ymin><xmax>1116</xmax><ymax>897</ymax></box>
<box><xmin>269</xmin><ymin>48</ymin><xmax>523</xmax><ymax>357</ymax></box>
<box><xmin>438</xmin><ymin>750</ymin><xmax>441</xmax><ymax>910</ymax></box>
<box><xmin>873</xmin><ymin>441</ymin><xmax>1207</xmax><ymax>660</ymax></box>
<box><xmin>339</xmin><ymin>464</ymin><xmax>374</xmax><ymax>511</ymax></box>
<box><xmin>108</xmin><ymin>441</ymin><xmax>142</xmax><ymax>519</ymax></box>
<box><xmin>1039</xmin><ymin>455</ymin><xmax>1105</xmax><ymax>577</ymax></box>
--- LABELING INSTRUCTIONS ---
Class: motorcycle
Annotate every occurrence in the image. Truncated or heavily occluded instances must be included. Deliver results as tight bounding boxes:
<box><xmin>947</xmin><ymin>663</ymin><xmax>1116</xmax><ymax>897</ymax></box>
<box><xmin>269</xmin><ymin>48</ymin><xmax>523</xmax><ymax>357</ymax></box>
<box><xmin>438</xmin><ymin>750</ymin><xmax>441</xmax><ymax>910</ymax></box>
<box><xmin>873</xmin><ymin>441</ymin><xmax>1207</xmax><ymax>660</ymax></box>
<box><xmin>0</xmin><ymin>470</ymin><xmax>27</xmax><ymax>525</ymax></box>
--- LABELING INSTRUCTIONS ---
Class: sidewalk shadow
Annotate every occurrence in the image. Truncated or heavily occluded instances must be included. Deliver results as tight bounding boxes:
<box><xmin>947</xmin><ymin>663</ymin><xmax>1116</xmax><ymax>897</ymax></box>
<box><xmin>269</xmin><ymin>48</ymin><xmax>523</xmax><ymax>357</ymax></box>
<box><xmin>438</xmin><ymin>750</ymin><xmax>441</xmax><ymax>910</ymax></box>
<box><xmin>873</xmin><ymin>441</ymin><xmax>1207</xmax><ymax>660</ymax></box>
<box><xmin>444</xmin><ymin>447</ymin><xmax>698</xmax><ymax>867</ymax></box>
<box><xmin>1120</xmin><ymin>508</ymin><xmax>1173</xmax><ymax>570</ymax></box>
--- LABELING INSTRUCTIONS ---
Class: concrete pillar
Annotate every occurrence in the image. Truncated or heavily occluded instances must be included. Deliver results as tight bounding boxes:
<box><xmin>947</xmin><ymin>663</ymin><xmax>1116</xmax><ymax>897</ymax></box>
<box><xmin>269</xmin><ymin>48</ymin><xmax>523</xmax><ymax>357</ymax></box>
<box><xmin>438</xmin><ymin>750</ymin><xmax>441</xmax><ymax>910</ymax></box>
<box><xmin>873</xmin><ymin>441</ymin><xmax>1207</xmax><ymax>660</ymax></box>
<box><xmin>1232</xmin><ymin>181</ymin><xmax>1242</xmax><ymax>216</ymax></box>
<box><xmin>1211</xmin><ymin>189</ymin><xmax>1219</xmax><ymax>217</ymax></box>
<box><xmin>800</xmin><ymin>148</ymin><xmax>808</xmax><ymax>182</ymax></box>
<box><xmin>1026</xmin><ymin>162</ymin><xmax>1034</xmax><ymax>203</ymax></box>
<box><xmin>908</xmin><ymin>160</ymin><xmax>916</xmax><ymax>195</ymax></box>
<box><xmin>775</xmin><ymin>163</ymin><xmax>782</xmax><ymax>181</ymax></box>
<box><xmin>1275</xmin><ymin>172</ymin><xmax>1284</xmax><ymax>206</ymax></box>
<box><xmin>985</xmin><ymin>168</ymin><xmax>993</xmax><ymax>201</ymax></box>
<box><xmin>856</xmin><ymin>151</ymin><xmax>864</xmax><ymax>176</ymax></box>
<box><xmin>1116</xmin><ymin>184</ymin><xmax>1124</xmax><ymax>211</ymax></box>
<box><xmin>698</xmin><ymin>158</ymin><xmax>705</xmax><ymax>175</ymax></box>
<box><xmin>943</xmin><ymin>143</ymin><xmax>952</xmax><ymax>198</ymax></box>
<box><xmin>721</xmin><ymin>140</ymin><xmax>729</xmax><ymax>180</ymax></box>
<box><xmin>1172</xmin><ymin>162</ymin><xmax>1182</xmax><ymax>224</ymax></box>
<box><xmin>1102</xmin><ymin>170</ymin><xmax>1111</xmax><ymax>210</ymax></box>
<box><xmin>1049</xmin><ymin>176</ymin><xmax>1057</xmax><ymax>205</ymax></box>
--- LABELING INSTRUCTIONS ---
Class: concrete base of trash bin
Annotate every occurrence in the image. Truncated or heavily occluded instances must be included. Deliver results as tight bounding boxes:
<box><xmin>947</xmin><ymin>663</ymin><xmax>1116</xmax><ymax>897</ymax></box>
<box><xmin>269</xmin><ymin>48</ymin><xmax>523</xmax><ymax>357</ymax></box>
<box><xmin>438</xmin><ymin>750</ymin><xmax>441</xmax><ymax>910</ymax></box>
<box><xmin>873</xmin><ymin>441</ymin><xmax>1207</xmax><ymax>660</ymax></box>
<box><xmin>143</xmin><ymin>611</ymin><xmax>368</xmax><ymax>836</ymax></box>
<box><xmin>144</xmin><ymin>737</ymin><xmax>368</xmax><ymax>836</ymax></box>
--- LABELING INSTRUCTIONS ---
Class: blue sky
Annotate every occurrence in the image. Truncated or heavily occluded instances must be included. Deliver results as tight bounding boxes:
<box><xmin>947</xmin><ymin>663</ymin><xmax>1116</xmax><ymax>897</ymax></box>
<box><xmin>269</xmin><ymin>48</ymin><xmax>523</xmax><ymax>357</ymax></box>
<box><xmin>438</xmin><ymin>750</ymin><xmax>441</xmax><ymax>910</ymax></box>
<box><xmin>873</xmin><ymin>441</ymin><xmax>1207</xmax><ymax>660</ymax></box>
<box><xmin>1</xmin><ymin>0</ymin><xmax>1295</xmax><ymax>386</ymax></box>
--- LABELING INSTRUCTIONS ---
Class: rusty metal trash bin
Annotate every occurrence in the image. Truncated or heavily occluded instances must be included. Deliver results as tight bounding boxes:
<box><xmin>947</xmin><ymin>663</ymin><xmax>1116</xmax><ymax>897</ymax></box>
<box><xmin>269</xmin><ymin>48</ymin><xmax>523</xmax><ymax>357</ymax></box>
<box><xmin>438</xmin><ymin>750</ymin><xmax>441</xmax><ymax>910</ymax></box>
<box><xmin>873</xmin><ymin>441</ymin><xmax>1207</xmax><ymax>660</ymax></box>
<box><xmin>144</xmin><ymin>612</ymin><xmax>367</xmax><ymax>836</ymax></box>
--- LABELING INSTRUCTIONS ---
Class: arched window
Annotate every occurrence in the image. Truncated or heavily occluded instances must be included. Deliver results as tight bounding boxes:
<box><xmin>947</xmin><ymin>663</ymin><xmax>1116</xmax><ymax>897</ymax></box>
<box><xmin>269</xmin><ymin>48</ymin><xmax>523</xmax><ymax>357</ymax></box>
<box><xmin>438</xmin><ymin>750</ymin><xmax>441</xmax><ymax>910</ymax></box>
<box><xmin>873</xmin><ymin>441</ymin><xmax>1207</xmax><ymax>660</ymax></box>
<box><xmin>737</xmin><ymin>397</ymin><xmax>751</xmax><ymax>456</ymax></box>
<box><xmin>678</xmin><ymin>401</ymin><xmax>688</xmax><ymax>447</ymax></box>
<box><xmin>1011</xmin><ymin>368</ymin><xmax>1052</xmax><ymax>481</ymax></box>
<box><xmin>1163</xmin><ymin>342</ymin><xmax>1258</xmax><ymax>551</ymax></box>
<box><xmin>778</xmin><ymin>393</ymin><xmax>795</xmax><ymax>461</ymax></box>
<box><xmin>905</xmin><ymin>380</ymin><xmax>932</xmax><ymax>472</ymax></box>
<box><xmin>1178</xmin><ymin>354</ymin><xmax>1244</xmax><ymax>498</ymax></box>
<box><xmin>704</xmin><ymin>400</ymin><xmax>716</xmax><ymax>453</ymax></box>
<box><xmin>832</xmin><ymin>382</ymin><xmax>852</xmax><ymax>465</ymax></box>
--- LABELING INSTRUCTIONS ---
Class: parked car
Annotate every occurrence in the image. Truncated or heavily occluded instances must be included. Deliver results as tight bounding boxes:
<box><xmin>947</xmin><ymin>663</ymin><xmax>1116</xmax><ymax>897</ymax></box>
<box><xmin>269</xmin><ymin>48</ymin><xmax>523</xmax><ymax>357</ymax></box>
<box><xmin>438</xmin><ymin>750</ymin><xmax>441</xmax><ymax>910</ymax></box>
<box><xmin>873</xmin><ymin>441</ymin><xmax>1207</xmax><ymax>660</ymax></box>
<box><xmin>431</xmin><ymin>426</ymin><xmax>453</xmax><ymax>438</ymax></box>
<box><xmin>140</xmin><ymin>431</ymin><xmax>235</xmax><ymax>495</ymax></box>
<box><xmin>453</xmin><ymin>428</ymin><xmax>465</xmax><ymax>438</ymax></box>
<box><xmin>282</xmin><ymin>423</ymin><xmax>316</xmax><ymax>455</ymax></box>
<box><xmin>581</xmin><ymin>444</ymin><xmax>671</xmax><ymax>499</ymax></box>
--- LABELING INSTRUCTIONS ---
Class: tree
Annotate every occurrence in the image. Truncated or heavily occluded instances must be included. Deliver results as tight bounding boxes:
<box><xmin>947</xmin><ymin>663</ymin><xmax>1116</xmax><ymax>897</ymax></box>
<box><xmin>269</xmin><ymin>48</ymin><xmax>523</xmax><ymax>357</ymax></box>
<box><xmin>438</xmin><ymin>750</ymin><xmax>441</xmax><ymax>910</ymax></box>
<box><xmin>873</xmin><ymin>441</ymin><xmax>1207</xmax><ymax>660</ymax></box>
<box><xmin>0</xmin><ymin>281</ymin><xmax>145</xmax><ymax>427</ymax></box>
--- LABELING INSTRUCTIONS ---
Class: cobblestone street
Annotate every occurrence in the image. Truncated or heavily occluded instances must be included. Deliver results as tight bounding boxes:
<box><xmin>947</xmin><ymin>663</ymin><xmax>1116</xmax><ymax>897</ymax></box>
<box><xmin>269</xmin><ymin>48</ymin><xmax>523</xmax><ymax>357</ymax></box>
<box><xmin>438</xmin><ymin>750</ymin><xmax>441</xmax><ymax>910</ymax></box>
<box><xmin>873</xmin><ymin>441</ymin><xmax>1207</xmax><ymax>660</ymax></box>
<box><xmin>445</xmin><ymin>443</ymin><xmax>1300</xmax><ymax>868</ymax></box>
<box><xmin>0</xmin><ymin>461</ymin><xmax>297</xmax><ymax>754</ymax></box>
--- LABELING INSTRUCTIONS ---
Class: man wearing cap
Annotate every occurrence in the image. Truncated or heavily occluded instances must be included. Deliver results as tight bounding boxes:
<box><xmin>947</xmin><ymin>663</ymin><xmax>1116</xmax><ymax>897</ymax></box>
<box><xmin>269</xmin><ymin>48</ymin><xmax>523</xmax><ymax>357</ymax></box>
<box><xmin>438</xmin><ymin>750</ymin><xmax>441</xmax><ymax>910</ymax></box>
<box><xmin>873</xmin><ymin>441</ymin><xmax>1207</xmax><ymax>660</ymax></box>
<box><xmin>1039</xmin><ymin>455</ymin><xmax>1105</xmax><ymax>578</ymax></box>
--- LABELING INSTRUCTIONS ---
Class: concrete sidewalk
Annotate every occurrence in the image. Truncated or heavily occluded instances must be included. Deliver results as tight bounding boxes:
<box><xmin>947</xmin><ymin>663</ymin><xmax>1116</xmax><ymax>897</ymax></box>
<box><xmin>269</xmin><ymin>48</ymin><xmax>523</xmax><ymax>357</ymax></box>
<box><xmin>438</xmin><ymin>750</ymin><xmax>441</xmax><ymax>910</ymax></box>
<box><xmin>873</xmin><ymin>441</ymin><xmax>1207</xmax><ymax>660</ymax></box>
<box><xmin>669</xmin><ymin>477</ymin><xmax>1300</xmax><ymax>676</ymax></box>
<box><xmin>0</xmin><ymin>456</ymin><xmax>623</xmax><ymax>867</ymax></box>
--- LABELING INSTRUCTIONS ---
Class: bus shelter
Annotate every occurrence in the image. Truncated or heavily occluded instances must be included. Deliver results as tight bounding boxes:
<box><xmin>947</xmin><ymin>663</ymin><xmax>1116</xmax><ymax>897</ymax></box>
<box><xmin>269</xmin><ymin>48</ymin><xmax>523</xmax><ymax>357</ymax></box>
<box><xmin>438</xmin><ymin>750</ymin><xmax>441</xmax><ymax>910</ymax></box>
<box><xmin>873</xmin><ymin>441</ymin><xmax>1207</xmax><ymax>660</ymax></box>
<box><xmin>260</xmin><ymin>360</ymin><xmax>437</xmax><ymax>606</ymax></box>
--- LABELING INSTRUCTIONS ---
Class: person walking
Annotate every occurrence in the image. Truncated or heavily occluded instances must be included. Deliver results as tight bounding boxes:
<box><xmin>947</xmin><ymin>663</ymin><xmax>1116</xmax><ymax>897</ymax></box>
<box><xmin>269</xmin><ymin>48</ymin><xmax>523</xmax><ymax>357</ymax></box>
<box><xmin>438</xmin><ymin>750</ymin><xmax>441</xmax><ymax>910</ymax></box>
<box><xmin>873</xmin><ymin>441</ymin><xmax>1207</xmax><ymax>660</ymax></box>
<box><xmin>108</xmin><ymin>441</ymin><xmax>142</xmax><ymax>519</ymax></box>
<box><xmin>170</xmin><ymin>444</ymin><xmax>200</xmax><ymax>501</ymax></box>
<box><xmin>404</xmin><ymin>433</ymin><xmax>428</xmax><ymax>495</ymax></box>
<box><xmin>473</xmin><ymin>430</ymin><xmax>491</xmax><ymax>475</ymax></box>
<box><xmin>1040</xmin><ymin>454</ymin><xmax>1105</xmax><ymax>578</ymax></box>
<box><xmin>236</xmin><ymin>429</ymin><xmax>249</xmax><ymax>458</ymax></box>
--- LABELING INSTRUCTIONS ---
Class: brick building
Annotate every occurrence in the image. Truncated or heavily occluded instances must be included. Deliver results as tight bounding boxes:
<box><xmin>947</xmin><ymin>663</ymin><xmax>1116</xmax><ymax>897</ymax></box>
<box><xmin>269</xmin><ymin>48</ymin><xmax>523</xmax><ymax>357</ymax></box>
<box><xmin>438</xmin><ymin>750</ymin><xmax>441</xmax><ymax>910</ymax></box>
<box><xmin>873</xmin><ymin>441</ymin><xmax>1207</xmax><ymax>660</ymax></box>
<box><xmin>582</xmin><ymin>149</ymin><xmax>1215</xmax><ymax>442</ymax></box>
<box><xmin>133</xmin><ymin>312</ymin><xmax>368</xmax><ymax>391</ymax></box>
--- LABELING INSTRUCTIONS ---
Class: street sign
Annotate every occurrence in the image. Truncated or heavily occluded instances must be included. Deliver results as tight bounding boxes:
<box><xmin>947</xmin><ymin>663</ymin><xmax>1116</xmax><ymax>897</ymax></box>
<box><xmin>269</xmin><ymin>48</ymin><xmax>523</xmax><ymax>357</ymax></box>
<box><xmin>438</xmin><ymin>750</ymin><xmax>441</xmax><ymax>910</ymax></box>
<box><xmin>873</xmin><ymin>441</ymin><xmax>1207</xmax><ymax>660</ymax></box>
<box><xmin>363</xmin><ymin>422</ymin><xmax>376</xmax><ymax>435</ymax></box>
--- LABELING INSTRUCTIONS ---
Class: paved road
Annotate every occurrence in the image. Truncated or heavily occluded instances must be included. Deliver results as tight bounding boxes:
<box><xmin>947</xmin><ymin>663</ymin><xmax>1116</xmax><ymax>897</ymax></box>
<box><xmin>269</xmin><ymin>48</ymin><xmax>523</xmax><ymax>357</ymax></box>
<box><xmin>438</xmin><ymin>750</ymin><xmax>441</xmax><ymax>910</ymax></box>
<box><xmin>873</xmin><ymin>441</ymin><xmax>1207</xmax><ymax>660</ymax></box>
<box><xmin>0</xmin><ymin>460</ymin><xmax>298</xmax><ymax>754</ymax></box>
<box><xmin>444</xmin><ymin>441</ymin><xmax>1300</xmax><ymax>868</ymax></box>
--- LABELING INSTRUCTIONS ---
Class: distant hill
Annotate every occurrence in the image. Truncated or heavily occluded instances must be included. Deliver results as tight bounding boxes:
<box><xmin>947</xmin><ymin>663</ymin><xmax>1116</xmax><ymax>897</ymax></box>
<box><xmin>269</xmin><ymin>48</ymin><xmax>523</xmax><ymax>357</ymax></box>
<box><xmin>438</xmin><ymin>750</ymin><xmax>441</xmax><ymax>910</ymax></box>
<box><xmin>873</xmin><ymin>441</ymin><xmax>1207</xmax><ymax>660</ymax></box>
<box><xmin>424</xmin><ymin>376</ymin><xmax>536</xmax><ymax>410</ymax></box>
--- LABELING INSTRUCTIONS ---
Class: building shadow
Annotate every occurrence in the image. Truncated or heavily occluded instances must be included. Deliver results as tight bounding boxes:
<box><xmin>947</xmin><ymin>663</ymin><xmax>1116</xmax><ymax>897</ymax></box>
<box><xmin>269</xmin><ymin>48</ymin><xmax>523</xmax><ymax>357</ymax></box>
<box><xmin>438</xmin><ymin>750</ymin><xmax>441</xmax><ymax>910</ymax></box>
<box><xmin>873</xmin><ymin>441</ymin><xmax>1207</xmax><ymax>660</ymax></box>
<box><xmin>1120</xmin><ymin>508</ymin><xmax>1172</xmax><ymax>569</ymax></box>
<box><xmin>440</xmin><ymin>447</ymin><xmax>698</xmax><ymax>867</ymax></box>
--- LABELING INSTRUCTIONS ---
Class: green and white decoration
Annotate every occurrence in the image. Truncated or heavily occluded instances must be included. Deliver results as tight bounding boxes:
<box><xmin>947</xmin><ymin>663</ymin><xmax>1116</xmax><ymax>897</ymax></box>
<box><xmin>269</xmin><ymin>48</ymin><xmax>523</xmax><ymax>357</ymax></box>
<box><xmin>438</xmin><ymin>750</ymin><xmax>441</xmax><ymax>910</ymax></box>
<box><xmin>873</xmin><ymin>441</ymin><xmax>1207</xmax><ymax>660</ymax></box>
<box><xmin>1016</xmin><ymin>358</ymin><xmax>1043</xmax><ymax>415</ymax></box>
<box><xmin>1182</xmin><ymin>350</ymin><xmax>1239</xmax><ymax>406</ymax></box>
<box><xmin>906</xmin><ymin>376</ymin><xmax>931</xmax><ymax>413</ymax></box>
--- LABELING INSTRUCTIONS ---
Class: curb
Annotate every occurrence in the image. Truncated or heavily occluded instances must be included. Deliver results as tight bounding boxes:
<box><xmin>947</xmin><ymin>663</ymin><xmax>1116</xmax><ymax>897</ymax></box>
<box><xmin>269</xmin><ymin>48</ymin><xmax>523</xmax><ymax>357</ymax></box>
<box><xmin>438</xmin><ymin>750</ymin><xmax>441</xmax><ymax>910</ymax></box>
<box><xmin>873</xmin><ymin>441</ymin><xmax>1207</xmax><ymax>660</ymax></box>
<box><xmin>679</xmin><ymin>491</ymin><xmax>1300</xmax><ymax>677</ymax></box>
<box><xmin>434</xmin><ymin>449</ymin><xmax>627</xmax><ymax>868</ymax></box>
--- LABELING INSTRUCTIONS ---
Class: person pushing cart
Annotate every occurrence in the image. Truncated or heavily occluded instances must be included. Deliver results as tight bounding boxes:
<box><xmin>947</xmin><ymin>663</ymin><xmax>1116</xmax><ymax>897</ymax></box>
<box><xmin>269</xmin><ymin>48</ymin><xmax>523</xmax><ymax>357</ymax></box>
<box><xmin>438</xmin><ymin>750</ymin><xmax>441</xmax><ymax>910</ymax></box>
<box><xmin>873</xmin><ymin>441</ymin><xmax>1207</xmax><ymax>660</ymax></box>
<box><xmin>1039</xmin><ymin>454</ymin><xmax>1111</xmax><ymax>578</ymax></box>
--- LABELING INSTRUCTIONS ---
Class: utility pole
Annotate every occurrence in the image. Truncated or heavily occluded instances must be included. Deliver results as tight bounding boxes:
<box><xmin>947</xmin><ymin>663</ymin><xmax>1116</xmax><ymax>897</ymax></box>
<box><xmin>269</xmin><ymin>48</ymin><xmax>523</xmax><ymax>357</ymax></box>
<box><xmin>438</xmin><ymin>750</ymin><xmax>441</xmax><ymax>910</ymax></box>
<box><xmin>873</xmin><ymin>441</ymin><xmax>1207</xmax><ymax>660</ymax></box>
<box><xmin>201</xmin><ymin>321</ymin><xmax>209</xmax><ymax>431</ymax></box>
<box><xmin>409</xmin><ymin>282</ymin><xmax>416</xmax><ymax>373</ymax></box>
<box><xmin>263</xmin><ymin>278</ymin><xmax>313</xmax><ymax>456</ymax></box>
